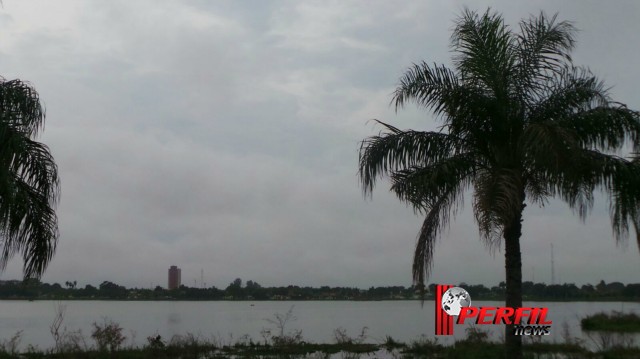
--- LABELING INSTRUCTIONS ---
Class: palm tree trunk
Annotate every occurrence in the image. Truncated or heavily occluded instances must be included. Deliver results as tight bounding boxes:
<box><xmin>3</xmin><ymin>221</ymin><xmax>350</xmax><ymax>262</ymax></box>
<box><xmin>504</xmin><ymin>201</ymin><xmax>525</xmax><ymax>359</ymax></box>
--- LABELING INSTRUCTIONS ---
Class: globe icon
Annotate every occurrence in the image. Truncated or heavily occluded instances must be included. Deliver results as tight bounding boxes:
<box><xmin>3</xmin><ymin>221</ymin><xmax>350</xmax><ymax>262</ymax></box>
<box><xmin>441</xmin><ymin>287</ymin><xmax>471</xmax><ymax>316</ymax></box>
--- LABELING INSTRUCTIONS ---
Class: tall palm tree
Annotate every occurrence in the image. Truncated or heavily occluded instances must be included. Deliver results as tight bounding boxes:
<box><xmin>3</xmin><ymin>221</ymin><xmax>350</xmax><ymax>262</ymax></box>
<box><xmin>0</xmin><ymin>78</ymin><xmax>60</xmax><ymax>279</ymax></box>
<box><xmin>359</xmin><ymin>9</ymin><xmax>640</xmax><ymax>358</ymax></box>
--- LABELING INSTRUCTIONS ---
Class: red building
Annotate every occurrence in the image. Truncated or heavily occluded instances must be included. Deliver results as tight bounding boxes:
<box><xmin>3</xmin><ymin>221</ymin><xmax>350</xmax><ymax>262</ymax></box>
<box><xmin>168</xmin><ymin>265</ymin><xmax>181</xmax><ymax>290</ymax></box>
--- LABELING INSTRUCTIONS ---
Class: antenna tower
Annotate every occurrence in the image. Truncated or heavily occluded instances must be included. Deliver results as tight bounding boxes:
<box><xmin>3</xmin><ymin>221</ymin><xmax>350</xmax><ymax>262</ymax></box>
<box><xmin>532</xmin><ymin>266</ymin><xmax>535</xmax><ymax>283</ymax></box>
<box><xmin>551</xmin><ymin>243</ymin><xmax>555</xmax><ymax>285</ymax></box>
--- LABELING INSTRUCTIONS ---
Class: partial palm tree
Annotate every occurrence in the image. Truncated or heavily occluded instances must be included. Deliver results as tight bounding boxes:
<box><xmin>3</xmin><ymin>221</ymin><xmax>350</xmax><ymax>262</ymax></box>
<box><xmin>359</xmin><ymin>9</ymin><xmax>640</xmax><ymax>358</ymax></box>
<box><xmin>0</xmin><ymin>78</ymin><xmax>60</xmax><ymax>279</ymax></box>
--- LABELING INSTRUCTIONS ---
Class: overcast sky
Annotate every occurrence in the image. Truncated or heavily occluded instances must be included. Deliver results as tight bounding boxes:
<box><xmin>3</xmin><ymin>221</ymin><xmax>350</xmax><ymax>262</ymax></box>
<box><xmin>0</xmin><ymin>0</ymin><xmax>638</xmax><ymax>289</ymax></box>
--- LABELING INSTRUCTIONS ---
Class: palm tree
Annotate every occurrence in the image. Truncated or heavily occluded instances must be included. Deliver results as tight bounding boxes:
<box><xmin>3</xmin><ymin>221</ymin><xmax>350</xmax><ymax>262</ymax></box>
<box><xmin>0</xmin><ymin>78</ymin><xmax>60</xmax><ymax>279</ymax></box>
<box><xmin>359</xmin><ymin>9</ymin><xmax>640</xmax><ymax>358</ymax></box>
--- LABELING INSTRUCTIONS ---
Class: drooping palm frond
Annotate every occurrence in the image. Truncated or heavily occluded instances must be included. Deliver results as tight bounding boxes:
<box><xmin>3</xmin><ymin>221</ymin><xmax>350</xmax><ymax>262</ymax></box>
<box><xmin>572</xmin><ymin>151</ymin><xmax>640</xmax><ymax>245</ymax></box>
<box><xmin>532</xmin><ymin>147</ymin><xmax>640</xmax><ymax>229</ymax></box>
<box><xmin>519</xmin><ymin>60</ymin><xmax>640</xmax><ymax>222</ymax></box>
<box><xmin>0</xmin><ymin>79</ymin><xmax>59</xmax><ymax>279</ymax></box>
<box><xmin>392</xmin><ymin>62</ymin><xmax>460</xmax><ymax>116</ymax></box>
<box><xmin>412</xmin><ymin>198</ymin><xmax>452</xmax><ymax>295</ymax></box>
<box><xmin>387</xmin><ymin>152</ymin><xmax>478</xmax><ymax>292</ymax></box>
<box><xmin>411</xmin><ymin>176</ymin><xmax>468</xmax><ymax>295</ymax></box>
<box><xmin>11</xmin><ymin>138</ymin><xmax>59</xmax><ymax>203</ymax></box>
<box><xmin>359</xmin><ymin>121</ymin><xmax>478</xmax><ymax>292</ymax></box>
<box><xmin>0</xmin><ymin>176</ymin><xmax>58</xmax><ymax>276</ymax></box>
<box><xmin>389</xmin><ymin>154</ymin><xmax>477</xmax><ymax>211</ymax></box>
<box><xmin>472</xmin><ymin>168</ymin><xmax>526</xmax><ymax>247</ymax></box>
<box><xmin>544</xmin><ymin>168</ymin><xmax>596</xmax><ymax>221</ymax></box>
<box><xmin>359</xmin><ymin>121</ymin><xmax>464</xmax><ymax>195</ymax></box>
<box><xmin>0</xmin><ymin>79</ymin><xmax>47</xmax><ymax>137</ymax></box>
<box><xmin>623</xmin><ymin>154</ymin><xmax>640</xmax><ymax>252</ymax></box>
<box><xmin>560</xmin><ymin>106</ymin><xmax>640</xmax><ymax>152</ymax></box>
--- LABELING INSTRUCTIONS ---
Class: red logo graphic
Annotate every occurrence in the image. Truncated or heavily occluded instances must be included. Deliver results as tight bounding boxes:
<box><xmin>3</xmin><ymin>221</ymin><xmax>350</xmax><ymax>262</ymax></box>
<box><xmin>434</xmin><ymin>284</ymin><xmax>553</xmax><ymax>336</ymax></box>
<box><xmin>435</xmin><ymin>284</ymin><xmax>454</xmax><ymax>335</ymax></box>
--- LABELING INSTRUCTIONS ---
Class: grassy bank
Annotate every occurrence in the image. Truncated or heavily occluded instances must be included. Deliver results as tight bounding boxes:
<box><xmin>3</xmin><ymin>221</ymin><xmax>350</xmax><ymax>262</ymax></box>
<box><xmin>581</xmin><ymin>311</ymin><xmax>640</xmax><ymax>333</ymax></box>
<box><xmin>2</xmin><ymin>337</ymin><xmax>639</xmax><ymax>358</ymax></box>
<box><xmin>2</xmin><ymin>308</ymin><xmax>640</xmax><ymax>358</ymax></box>
<box><xmin>2</xmin><ymin>328</ymin><xmax>639</xmax><ymax>359</ymax></box>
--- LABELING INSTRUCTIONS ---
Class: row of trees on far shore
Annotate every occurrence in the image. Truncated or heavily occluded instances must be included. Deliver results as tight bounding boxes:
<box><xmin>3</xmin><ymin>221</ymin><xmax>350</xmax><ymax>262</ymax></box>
<box><xmin>1</xmin><ymin>278</ymin><xmax>639</xmax><ymax>301</ymax></box>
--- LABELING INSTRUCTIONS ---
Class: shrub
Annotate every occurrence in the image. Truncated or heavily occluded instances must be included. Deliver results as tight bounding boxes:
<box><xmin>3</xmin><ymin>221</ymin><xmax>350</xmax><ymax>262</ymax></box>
<box><xmin>333</xmin><ymin>327</ymin><xmax>368</xmax><ymax>345</ymax></box>
<box><xmin>91</xmin><ymin>318</ymin><xmax>126</xmax><ymax>352</ymax></box>
<box><xmin>0</xmin><ymin>330</ymin><xmax>22</xmax><ymax>356</ymax></box>
<box><xmin>263</xmin><ymin>306</ymin><xmax>305</xmax><ymax>346</ymax></box>
<box><xmin>383</xmin><ymin>335</ymin><xmax>405</xmax><ymax>349</ymax></box>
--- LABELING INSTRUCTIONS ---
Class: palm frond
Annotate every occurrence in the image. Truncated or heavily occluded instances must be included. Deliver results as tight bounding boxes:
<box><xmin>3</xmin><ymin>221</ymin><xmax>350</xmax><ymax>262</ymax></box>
<box><xmin>392</xmin><ymin>62</ymin><xmax>459</xmax><ymax>116</ymax></box>
<box><xmin>521</xmin><ymin>121</ymin><xmax>580</xmax><ymax>171</ymax></box>
<box><xmin>0</xmin><ymin>175</ymin><xmax>58</xmax><ymax>278</ymax></box>
<box><xmin>515</xmin><ymin>11</ymin><xmax>576</xmax><ymax>98</ymax></box>
<box><xmin>359</xmin><ymin>121</ymin><xmax>463</xmax><ymax>195</ymax></box>
<box><xmin>0</xmin><ymin>79</ymin><xmax>46</xmax><ymax>137</ymax></box>
<box><xmin>8</xmin><ymin>138</ymin><xmax>59</xmax><ymax>204</ymax></box>
<box><xmin>390</xmin><ymin>154</ymin><xmax>477</xmax><ymax>213</ymax></box>
<box><xmin>543</xmin><ymin>150</ymin><xmax>637</xmax><ymax>223</ymax></box>
<box><xmin>391</xmin><ymin>61</ymin><xmax>498</xmax><ymax>161</ymax></box>
<box><xmin>559</xmin><ymin>106</ymin><xmax>640</xmax><ymax>152</ymax></box>
<box><xmin>527</xmin><ymin>66</ymin><xmax>609</xmax><ymax>123</ymax></box>
<box><xmin>0</xmin><ymin>78</ymin><xmax>59</xmax><ymax>279</ymax></box>
<box><xmin>596</xmin><ymin>155</ymin><xmax>640</xmax><ymax>246</ymax></box>
<box><xmin>451</xmin><ymin>8</ymin><xmax>516</xmax><ymax>93</ymax></box>
<box><xmin>412</xmin><ymin>181</ymin><xmax>464</xmax><ymax>295</ymax></box>
<box><xmin>524</xmin><ymin>171</ymin><xmax>550</xmax><ymax>207</ymax></box>
<box><xmin>473</xmin><ymin>169</ymin><xmax>524</xmax><ymax>247</ymax></box>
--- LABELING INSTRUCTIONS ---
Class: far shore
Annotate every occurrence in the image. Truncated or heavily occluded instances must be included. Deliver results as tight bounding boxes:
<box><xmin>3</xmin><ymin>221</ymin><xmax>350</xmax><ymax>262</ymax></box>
<box><xmin>2</xmin><ymin>297</ymin><xmax>640</xmax><ymax>303</ymax></box>
<box><xmin>1</xmin><ymin>278</ymin><xmax>638</xmax><ymax>302</ymax></box>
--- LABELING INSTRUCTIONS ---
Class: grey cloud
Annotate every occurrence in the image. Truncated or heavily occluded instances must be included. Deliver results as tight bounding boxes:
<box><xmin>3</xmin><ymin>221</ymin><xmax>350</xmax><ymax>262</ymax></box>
<box><xmin>0</xmin><ymin>0</ymin><xmax>637</xmax><ymax>289</ymax></box>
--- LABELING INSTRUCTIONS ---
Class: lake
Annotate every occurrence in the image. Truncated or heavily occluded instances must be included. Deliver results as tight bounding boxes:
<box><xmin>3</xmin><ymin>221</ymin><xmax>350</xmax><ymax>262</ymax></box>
<box><xmin>0</xmin><ymin>300</ymin><xmax>638</xmax><ymax>350</ymax></box>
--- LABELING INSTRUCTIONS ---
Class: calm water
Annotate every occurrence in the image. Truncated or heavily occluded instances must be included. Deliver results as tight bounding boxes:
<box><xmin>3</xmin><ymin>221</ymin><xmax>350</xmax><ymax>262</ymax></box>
<box><xmin>0</xmin><ymin>300</ymin><xmax>638</xmax><ymax>350</ymax></box>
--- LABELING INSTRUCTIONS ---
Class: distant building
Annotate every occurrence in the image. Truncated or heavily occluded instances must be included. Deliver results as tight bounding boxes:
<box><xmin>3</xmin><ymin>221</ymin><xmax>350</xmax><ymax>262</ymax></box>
<box><xmin>168</xmin><ymin>265</ymin><xmax>181</xmax><ymax>290</ymax></box>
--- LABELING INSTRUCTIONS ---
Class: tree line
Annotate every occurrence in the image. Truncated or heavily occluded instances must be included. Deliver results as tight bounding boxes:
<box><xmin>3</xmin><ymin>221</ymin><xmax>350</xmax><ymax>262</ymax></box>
<box><xmin>0</xmin><ymin>278</ymin><xmax>638</xmax><ymax>301</ymax></box>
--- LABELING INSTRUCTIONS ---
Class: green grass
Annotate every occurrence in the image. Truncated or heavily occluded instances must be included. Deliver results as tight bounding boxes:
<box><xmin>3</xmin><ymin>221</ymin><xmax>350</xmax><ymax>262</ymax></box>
<box><xmin>581</xmin><ymin>311</ymin><xmax>640</xmax><ymax>332</ymax></box>
<box><xmin>1</xmin><ymin>340</ymin><xmax>639</xmax><ymax>359</ymax></box>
